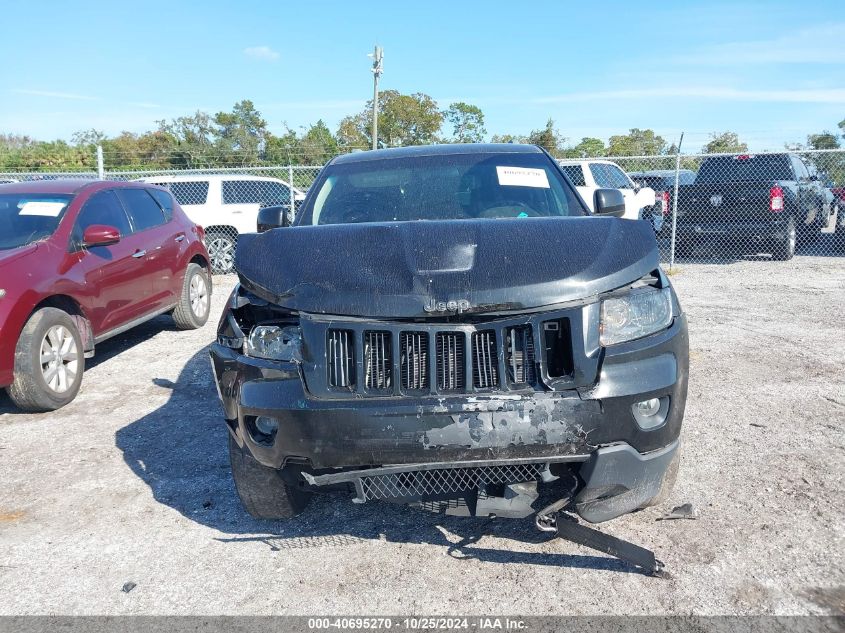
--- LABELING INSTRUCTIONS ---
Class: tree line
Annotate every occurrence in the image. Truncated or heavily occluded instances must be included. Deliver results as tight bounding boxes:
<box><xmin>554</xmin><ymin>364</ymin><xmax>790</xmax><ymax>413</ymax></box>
<box><xmin>1</xmin><ymin>91</ymin><xmax>843</xmax><ymax>172</ymax></box>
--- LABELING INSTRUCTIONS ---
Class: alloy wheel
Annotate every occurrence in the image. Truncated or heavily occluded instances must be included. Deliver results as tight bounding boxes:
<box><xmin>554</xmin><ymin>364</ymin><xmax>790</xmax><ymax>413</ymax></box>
<box><xmin>190</xmin><ymin>273</ymin><xmax>209</xmax><ymax>318</ymax></box>
<box><xmin>40</xmin><ymin>325</ymin><xmax>79</xmax><ymax>393</ymax></box>
<box><xmin>208</xmin><ymin>236</ymin><xmax>235</xmax><ymax>273</ymax></box>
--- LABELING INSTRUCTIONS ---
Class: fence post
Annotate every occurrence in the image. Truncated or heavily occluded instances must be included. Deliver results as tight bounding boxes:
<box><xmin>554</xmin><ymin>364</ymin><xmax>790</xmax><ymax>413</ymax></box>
<box><xmin>288</xmin><ymin>164</ymin><xmax>295</xmax><ymax>224</ymax></box>
<box><xmin>96</xmin><ymin>145</ymin><xmax>105</xmax><ymax>180</ymax></box>
<box><xmin>668</xmin><ymin>132</ymin><xmax>684</xmax><ymax>270</ymax></box>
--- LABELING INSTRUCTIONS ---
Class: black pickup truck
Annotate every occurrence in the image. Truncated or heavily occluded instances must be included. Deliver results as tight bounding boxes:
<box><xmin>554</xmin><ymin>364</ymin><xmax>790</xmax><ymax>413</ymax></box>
<box><xmin>674</xmin><ymin>153</ymin><xmax>835</xmax><ymax>260</ymax></box>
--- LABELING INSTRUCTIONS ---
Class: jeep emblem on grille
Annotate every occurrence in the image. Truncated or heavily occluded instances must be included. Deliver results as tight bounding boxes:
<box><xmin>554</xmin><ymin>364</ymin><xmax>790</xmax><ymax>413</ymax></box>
<box><xmin>424</xmin><ymin>298</ymin><xmax>472</xmax><ymax>313</ymax></box>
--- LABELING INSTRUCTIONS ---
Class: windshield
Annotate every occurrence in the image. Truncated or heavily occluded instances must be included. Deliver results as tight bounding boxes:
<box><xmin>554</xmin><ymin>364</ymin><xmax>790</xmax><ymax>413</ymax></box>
<box><xmin>589</xmin><ymin>163</ymin><xmax>634</xmax><ymax>189</ymax></box>
<box><xmin>0</xmin><ymin>193</ymin><xmax>73</xmax><ymax>250</ymax></box>
<box><xmin>302</xmin><ymin>152</ymin><xmax>584</xmax><ymax>225</ymax></box>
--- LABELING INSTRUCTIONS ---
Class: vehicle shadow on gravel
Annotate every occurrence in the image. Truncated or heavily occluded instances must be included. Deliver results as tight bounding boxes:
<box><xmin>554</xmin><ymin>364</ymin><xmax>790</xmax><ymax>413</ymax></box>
<box><xmin>0</xmin><ymin>314</ymin><xmax>179</xmax><ymax>416</ymax></box>
<box><xmin>115</xmin><ymin>347</ymin><xmax>649</xmax><ymax>576</ymax></box>
<box><xmin>87</xmin><ymin>315</ymin><xmax>182</xmax><ymax>370</ymax></box>
<box><xmin>214</xmin><ymin>497</ymin><xmax>649</xmax><ymax>575</ymax></box>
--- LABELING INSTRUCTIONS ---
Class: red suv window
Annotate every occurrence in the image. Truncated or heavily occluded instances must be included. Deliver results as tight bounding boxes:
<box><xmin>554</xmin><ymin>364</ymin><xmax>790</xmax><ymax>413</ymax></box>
<box><xmin>116</xmin><ymin>189</ymin><xmax>166</xmax><ymax>233</ymax></box>
<box><xmin>73</xmin><ymin>190</ymin><xmax>132</xmax><ymax>246</ymax></box>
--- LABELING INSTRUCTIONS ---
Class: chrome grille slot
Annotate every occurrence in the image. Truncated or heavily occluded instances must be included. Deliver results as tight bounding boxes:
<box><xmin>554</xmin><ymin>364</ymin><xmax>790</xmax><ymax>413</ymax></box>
<box><xmin>401</xmin><ymin>332</ymin><xmax>429</xmax><ymax>391</ymax></box>
<box><xmin>543</xmin><ymin>319</ymin><xmax>573</xmax><ymax>378</ymax></box>
<box><xmin>506</xmin><ymin>326</ymin><xmax>536</xmax><ymax>385</ymax></box>
<box><xmin>472</xmin><ymin>330</ymin><xmax>499</xmax><ymax>389</ymax></box>
<box><xmin>327</xmin><ymin>329</ymin><xmax>355</xmax><ymax>389</ymax></box>
<box><xmin>436</xmin><ymin>332</ymin><xmax>465</xmax><ymax>392</ymax></box>
<box><xmin>364</xmin><ymin>331</ymin><xmax>392</xmax><ymax>391</ymax></box>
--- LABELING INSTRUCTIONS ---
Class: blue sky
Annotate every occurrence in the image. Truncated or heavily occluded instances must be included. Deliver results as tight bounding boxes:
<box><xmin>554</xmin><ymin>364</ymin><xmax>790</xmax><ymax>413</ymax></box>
<box><xmin>1</xmin><ymin>0</ymin><xmax>843</xmax><ymax>152</ymax></box>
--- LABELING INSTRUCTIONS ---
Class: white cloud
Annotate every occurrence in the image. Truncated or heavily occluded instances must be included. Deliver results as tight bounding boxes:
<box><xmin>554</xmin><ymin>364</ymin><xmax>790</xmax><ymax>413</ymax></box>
<box><xmin>483</xmin><ymin>87</ymin><xmax>845</xmax><ymax>105</ymax></box>
<box><xmin>677</xmin><ymin>24</ymin><xmax>845</xmax><ymax>65</ymax></box>
<box><xmin>12</xmin><ymin>89</ymin><xmax>97</xmax><ymax>101</ymax></box>
<box><xmin>244</xmin><ymin>46</ymin><xmax>280</xmax><ymax>61</ymax></box>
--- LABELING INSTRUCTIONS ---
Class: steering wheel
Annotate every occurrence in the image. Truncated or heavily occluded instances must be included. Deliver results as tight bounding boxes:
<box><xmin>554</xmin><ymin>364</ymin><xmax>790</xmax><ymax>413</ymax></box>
<box><xmin>477</xmin><ymin>201</ymin><xmax>541</xmax><ymax>219</ymax></box>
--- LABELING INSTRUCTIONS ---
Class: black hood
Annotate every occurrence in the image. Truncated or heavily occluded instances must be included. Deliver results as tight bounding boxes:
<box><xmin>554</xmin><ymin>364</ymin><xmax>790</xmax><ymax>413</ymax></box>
<box><xmin>235</xmin><ymin>217</ymin><xmax>660</xmax><ymax>318</ymax></box>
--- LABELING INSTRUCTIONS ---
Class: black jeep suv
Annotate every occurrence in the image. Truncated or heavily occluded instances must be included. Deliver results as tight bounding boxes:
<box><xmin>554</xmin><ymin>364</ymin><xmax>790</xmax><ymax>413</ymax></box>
<box><xmin>210</xmin><ymin>144</ymin><xmax>689</xmax><ymax>523</ymax></box>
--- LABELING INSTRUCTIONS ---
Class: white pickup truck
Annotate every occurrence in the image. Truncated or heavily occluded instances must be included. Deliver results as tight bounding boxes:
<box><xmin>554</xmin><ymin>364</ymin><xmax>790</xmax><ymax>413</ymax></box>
<box><xmin>558</xmin><ymin>159</ymin><xmax>659</xmax><ymax>230</ymax></box>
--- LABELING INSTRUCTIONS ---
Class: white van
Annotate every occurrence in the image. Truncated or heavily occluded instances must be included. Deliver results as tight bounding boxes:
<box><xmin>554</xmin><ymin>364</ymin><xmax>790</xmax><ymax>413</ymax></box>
<box><xmin>136</xmin><ymin>174</ymin><xmax>305</xmax><ymax>273</ymax></box>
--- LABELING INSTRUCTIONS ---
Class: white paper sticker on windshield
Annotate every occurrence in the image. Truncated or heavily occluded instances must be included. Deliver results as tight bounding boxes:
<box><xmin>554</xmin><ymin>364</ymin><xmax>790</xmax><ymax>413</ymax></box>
<box><xmin>496</xmin><ymin>166</ymin><xmax>550</xmax><ymax>188</ymax></box>
<box><xmin>19</xmin><ymin>201</ymin><xmax>66</xmax><ymax>217</ymax></box>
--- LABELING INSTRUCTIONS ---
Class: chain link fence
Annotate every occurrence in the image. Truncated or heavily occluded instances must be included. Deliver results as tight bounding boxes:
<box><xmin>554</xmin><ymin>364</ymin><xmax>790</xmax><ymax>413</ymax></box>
<box><xmin>0</xmin><ymin>163</ymin><xmax>323</xmax><ymax>275</ymax></box>
<box><xmin>2</xmin><ymin>147</ymin><xmax>844</xmax><ymax>274</ymax></box>
<box><xmin>105</xmin><ymin>165</ymin><xmax>322</xmax><ymax>273</ymax></box>
<box><xmin>559</xmin><ymin>149</ymin><xmax>845</xmax><ymax>265</ymax></box>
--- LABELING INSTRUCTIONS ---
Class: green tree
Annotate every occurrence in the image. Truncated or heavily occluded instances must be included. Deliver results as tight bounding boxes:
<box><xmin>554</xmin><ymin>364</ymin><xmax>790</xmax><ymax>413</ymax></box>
<box><xmin>155</xmin><ymin>111</ymin><xmax>217</xmax><ymax>166</ymax></box>
<box><xmin>702</xmin><ymin>131</ymin><xmax>748</xmax><ymax>154</ymax></box>
<box><xmin>335</xmin><ymin>114</ymin><xmax>369</xmax><ymax>150</ymax></box>
<box><xmin>338</xmin><ymin>90</ymin><xmax>443</xmax><ymax>148</ymax></box>
<box><xmin>2</xmin><ymin>138</ymin><xmax>94</xmax><ymax>172</ymax></box>
<box><xmin>71</xmin><ymin>129</ymin><xmax>107</xmax><ymax>147</ymax></box>
<box><xmin>562</xmin><ymin>137</ymin><xmax>606</xmax><ymax>158</ymax></box>
<box><xmin>526</xmin><ymin>119</ymin><xmax>566</xmax><ymax>155</ymax></box>
<box><xmin>265</xmin><ymin>124</ymin><xmax>302</xmax><ymax>164</ymax></box>
<box><xmin>213</xmin><ymin>100</ymin><xmax>269</xmax><ymax>162</ymax></box>
<box><xmin>490</xmin><ymin>133</ymin><xmax>526</xmax><ymax>144</ymax></box>
<box><xmin>608</xmin><ymin>128</ymin><xmax>667</xmax><ymax>156</ymax></box>
<box><xmin>806</xmin><ymin>131</ymin><xmax>840</xmax><ymax>150</ymax></box>
<box><xmin>101</xmin><ymin>131</ymin><xmax>176</xmax><ymax>169</ymax></box>
<box><xmin>157</xmin><ymin>111</ymin><xmax>216</xmax><ymax>147</ymax></box>
<box><xmin>443</xmin><ymin>102</ymin><xmax>486</xmax><ymax>143</ymax></box>
<box><xmin>0</xmin><ymin>133</ymin><xmax>35</xmax><ymax>150</ymax></box>
<box><xmin>297</xmin><ymin>120</ymin><xmax>339</xmax><ymax>164</ymax></box>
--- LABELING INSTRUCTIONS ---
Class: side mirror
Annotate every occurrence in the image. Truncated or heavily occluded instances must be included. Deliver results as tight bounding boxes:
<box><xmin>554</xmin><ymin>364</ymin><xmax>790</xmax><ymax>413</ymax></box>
<box><xmin>257</xmin><ymin>205</ymin><xmax>291</xmax><ymax>232</ymax></box>
<box><xmin>82</xmin><ymin>224</ymin><xmax>121</xmax><ymax>247</ymax></box>
<box><xmin>593</xmin><ymin>189</ymin><xmax>626</xmax><ymax>217</ymax></box>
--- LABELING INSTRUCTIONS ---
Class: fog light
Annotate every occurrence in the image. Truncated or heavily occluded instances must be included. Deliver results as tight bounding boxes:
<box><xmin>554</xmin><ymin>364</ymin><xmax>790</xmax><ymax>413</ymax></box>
<box><xmin>635</xmin><ymin>398</ymin><xmax>661</xmax><ymax>417</ymax></box>
<box><xmin>254</xmin><ymin>416</ymin><xmax>279</xmax><ymax>436</ymax></box>
<box><xmin>632</xmin><ymin>397</ymin><xmax>668</xmax><ymax>430</ymax></box>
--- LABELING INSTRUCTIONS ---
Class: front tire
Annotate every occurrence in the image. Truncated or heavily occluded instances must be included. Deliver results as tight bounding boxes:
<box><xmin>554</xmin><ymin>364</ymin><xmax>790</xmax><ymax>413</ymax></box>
<box><xmin>172</xmin><ymin>263</ymin><xmax>210</xmax><ymax>330</ymax></box>
<box><xmin>6</xmin><ymin>308</ymin><xmax>85</xmax><ymax>412</ymax></box>
<box><xmin>228</xmin><ymin>434</ymin><xmax>312</xmax><ymax>519</ymax></box>
<box><xmin>772</xmin><ymin>216</ymin><xmax>796</xmax><ymax>261</ymax></box>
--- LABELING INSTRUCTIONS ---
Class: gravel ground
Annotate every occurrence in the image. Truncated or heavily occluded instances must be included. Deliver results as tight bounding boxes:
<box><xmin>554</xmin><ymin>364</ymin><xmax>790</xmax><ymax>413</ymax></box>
<box><xmin>0</xmin><ymin>246</ymin><xmax>843</xmax><ymax>616</ymax></box>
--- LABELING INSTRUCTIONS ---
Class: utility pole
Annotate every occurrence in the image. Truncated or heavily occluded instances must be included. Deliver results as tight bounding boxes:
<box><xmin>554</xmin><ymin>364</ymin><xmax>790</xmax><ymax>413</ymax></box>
<box><xmin>369</xmin><ymin>45</ymin><xmax>384</xmax><ymax>150</ymax></box>
<box><xmin>669</xmin><ymin>132</ymin><xmax>684</xmax><ymax>271</ymax></box>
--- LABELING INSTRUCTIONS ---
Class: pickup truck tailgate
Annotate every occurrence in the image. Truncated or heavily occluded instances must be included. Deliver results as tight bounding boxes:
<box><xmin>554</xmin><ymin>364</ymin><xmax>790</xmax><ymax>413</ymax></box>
<box><xmin>676</xmin><ymin>182</ymin><xmax>776</xmax><ymax>225</ymax></box>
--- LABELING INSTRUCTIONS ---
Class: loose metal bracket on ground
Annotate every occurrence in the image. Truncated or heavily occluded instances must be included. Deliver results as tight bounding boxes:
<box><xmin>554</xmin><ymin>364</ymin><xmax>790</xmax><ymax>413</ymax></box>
<box><xmin>535</xmin><ymin>498</ymin><xmax>667</xmax><ymax>577</ymax></box>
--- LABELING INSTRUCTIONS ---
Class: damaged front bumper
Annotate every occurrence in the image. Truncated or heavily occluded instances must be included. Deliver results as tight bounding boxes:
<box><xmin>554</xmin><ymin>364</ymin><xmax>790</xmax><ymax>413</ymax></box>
<box><xmin>209</xmin><ymin>309</ymin><xmax>688</xmax><ymax>523</ymax></box>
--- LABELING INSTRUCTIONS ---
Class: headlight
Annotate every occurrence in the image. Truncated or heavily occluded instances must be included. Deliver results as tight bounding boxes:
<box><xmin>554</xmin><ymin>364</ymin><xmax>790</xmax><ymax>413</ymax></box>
<box><xmin>246</xmin><ymin>325</ymin><xmax>303</xmax><ymax>361</ymax></box>
<box><xmin>600</xmin><ymin>287</ymin><xmax>673</xmax><ymax>346</ymax></box>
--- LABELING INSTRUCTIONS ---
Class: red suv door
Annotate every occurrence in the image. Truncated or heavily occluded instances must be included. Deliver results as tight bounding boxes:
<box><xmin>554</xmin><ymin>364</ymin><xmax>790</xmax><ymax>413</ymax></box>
<box><xmin>68</xmin><ymin>189</ymin><xmax>155</xmax><ymax>335</ymax></box>
<box><xmin>115</xmin><ymin>187</ymin><xmax>183</xmax><ymax>312</ymax></box>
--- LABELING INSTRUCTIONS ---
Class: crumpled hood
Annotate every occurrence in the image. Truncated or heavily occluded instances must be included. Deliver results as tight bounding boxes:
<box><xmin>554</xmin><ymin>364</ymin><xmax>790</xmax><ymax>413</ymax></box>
<box><xmin>235</xmin><ymin>217</ymin><xmax>660</xmax><ymax>318</ymax></box>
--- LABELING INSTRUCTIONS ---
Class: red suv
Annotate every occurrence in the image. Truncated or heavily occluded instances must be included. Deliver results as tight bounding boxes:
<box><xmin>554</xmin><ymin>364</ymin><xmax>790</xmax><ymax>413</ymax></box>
<box><xmin>0</xmin><ymin>180</ymin><xmax>211</xmax><ymax>411</ymax></box>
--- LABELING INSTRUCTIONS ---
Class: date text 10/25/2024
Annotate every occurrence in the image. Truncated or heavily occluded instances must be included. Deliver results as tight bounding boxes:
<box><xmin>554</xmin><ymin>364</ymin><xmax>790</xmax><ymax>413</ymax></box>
<box><xmin>308</xmin><ymin>618</ymin><xmax>527</xmax><ymax>630</ymax></box>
